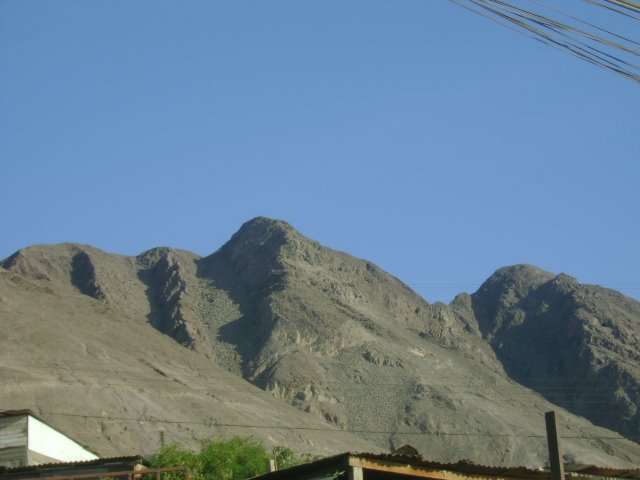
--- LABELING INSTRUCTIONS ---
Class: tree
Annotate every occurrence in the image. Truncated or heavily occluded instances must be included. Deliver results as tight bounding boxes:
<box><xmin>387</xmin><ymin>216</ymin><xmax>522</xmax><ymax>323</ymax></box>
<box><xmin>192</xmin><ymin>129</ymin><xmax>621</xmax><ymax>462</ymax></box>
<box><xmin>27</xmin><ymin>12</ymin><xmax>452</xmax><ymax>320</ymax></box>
<box><xmin>272</xmin><ymin>446</ymin><xmax>322</xmax><ymax>470</ymax></box>
<box><xmin>151</xmin><ymin>442</ymin><xmax>206</xmax><ymax>480</ymax></box>
<box><xmin>198</xmin><ymin>437</ymin><xmax>270</xmax><ymax>480</ymax></box>
<box><xmin>150</xmin><ymin>437</ymin><xmax>316</xmax><ymax>480</ymax></box>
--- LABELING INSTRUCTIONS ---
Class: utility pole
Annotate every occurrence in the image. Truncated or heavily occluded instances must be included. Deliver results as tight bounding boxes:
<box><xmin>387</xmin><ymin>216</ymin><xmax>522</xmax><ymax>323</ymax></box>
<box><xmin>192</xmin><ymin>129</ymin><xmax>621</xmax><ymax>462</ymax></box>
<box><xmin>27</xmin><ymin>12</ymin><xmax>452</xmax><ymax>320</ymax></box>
<box><xmin>545</xmin><ymin>411</ymin><xmax>565</xmax><ymax>480</ymax></box>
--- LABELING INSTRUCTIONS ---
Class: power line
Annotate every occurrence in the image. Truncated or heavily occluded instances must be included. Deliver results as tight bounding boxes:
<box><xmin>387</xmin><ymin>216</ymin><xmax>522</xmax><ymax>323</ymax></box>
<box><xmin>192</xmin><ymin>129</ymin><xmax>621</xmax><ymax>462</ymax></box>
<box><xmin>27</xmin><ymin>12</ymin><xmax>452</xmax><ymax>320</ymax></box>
<box><xmin>39</xmin><ymin>411</ymin><xmax>628</xmax><ymax>440</ymax></box>
<box><xmin>1</xmin><ymin>362</ymin><xmax>636</xmax><ymax>392</ymax></box>
<box><xmin>449</xmin><ymin>0</ymin><xmax>640</xmax><ymax>82</ymax></box>
<box><xmin>0</xmin><ymin>369</ymin><xmax>633</xmax><ymax>400</ymax></box>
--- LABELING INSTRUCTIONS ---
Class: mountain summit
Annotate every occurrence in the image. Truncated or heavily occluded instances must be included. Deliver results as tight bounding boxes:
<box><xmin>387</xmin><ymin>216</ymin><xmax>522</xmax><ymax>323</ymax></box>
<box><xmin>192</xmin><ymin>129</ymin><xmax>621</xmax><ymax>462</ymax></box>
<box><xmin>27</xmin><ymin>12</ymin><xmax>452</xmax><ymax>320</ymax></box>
<box><xmin>1</xmin><ymin>217</ymin><xmax>639</xmax><ymax>466</ymax></box>
<box><xmin>471</xmin><ymin>264</ymin><xmax>640</xmax><ymax>443</ymax></box>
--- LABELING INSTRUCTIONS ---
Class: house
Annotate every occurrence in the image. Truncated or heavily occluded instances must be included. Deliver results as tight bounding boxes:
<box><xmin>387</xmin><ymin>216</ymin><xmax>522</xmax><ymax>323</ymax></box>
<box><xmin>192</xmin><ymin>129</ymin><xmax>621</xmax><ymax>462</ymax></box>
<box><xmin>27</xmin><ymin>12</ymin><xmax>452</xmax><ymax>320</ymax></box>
<box><xmin>0</xmin><ymin>410</ymin><xmax>98</xmax><ymax>467</ymax></box>
<box><xmin>250</xmin><ymin>451</ymin><xmax>640</xmax><ymax>480</ymax></box>
<box><xmin>0</xmin><ymin>410</ymin><xmax>187</xmax><ymax>480</ymax></box>
<box><xmin>0</xmin><ymin>456</ymin><xmax>149</xmax><ymax>480</ymax></box>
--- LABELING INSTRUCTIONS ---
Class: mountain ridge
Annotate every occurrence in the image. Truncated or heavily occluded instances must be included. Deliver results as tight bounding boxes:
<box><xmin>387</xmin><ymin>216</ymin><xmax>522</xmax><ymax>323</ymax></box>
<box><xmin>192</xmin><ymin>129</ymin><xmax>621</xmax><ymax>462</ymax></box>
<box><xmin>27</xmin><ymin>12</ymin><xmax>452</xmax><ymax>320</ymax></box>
<box><xmin>1</xmin><ymin>217</ymin><xmax>639</xmax><ymax>467</ymax></box>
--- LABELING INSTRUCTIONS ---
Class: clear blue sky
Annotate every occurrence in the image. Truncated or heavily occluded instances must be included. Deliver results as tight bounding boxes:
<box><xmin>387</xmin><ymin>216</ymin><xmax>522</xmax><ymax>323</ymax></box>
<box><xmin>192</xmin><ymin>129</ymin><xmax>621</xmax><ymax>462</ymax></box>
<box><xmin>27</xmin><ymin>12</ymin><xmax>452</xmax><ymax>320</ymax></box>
<box><xmin>1</xmin><ymin>1</ymin><xmax>638</xmax><ymax>303</ymax></box>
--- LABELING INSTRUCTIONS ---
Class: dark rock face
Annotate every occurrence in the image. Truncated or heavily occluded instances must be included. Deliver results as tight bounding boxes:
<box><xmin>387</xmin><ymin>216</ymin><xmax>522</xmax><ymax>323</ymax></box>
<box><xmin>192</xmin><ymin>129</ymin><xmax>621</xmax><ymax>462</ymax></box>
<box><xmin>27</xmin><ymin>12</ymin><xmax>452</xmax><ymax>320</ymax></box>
<box><xmin>470</xmin><ymin>266</ymin><xmax>640</xmax><ymax>442</ymax></box>
<box><xmin>71</xmin><ymin>249</ymin><xmax>107</xmax><ymax>301</ymax></box>
<box><xmin>138</xmin><ymin>248</ymin><xmax>195</xmax><ymax>349</ymax></box>
<box><xmin>2</xmin><ymin>217</ymin><xmax>640</xmax><ymax>466</ymax></box>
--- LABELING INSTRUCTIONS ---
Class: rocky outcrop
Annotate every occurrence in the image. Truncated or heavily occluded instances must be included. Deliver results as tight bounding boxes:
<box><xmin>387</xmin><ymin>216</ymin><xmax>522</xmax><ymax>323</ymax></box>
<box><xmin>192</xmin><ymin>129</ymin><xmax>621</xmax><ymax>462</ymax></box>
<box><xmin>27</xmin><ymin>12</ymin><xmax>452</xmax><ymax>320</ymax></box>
<box><xmin>2</xmin><ymin>217</ymin><xmax>640</xmax><ymax>466</ymax></box>
<box><xmin>470</xmin><ymin>265</ymin><xmax>640</xmax><ymax>442</ymax></box>
<box><xmin>138</xmin><ymin>247</ymin><xmax>204</xmax><ymax>351</ymax></box>
<box><xmin>71</xmin><ymin>249</ymin><xmax>107</xmax><ymax>301</ymax></box>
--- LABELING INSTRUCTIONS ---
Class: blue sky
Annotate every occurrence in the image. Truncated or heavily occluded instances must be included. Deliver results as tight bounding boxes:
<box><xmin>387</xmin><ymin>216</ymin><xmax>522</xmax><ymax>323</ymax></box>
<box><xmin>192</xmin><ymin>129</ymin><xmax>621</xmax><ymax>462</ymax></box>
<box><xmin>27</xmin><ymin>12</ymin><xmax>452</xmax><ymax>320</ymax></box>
<box><xmin>1</xmin><ymin>1</ymin><xmax>638</xmax><ymax>303</ymax></box>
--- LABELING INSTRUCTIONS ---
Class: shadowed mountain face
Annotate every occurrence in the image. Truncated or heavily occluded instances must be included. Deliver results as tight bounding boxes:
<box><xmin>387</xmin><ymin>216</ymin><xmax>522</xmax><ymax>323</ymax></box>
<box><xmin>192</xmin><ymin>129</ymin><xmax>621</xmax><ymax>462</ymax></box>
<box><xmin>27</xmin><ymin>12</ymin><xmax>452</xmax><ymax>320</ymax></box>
<box><xmin>1</xmin><ymin>217</ymin><xmax>639</xmax><ymax>467</ymax></box>
<box><xmin>470</xmin><ymin>265</ymin><xmax>640</xmax><ymax>443</ymax></box>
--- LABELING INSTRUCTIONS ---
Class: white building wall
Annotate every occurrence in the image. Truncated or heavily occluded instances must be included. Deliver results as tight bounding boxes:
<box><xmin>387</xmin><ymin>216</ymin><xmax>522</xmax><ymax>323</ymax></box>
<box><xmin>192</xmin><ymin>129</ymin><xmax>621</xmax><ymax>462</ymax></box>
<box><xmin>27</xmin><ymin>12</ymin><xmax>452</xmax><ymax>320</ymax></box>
<box><xmin>26</xmin><ymin>416</ymin><xmax>98</xmax><ymax>463</ymax></box>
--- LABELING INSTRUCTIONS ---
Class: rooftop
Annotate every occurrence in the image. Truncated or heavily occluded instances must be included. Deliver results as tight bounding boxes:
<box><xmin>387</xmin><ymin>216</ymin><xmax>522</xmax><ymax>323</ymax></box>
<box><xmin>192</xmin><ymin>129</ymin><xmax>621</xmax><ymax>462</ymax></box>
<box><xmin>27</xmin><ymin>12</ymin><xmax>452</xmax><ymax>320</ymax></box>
<box><xmin>251</xmin><ymin>452</ymin><xmax>640</xmax><ymax>480</ymax></box>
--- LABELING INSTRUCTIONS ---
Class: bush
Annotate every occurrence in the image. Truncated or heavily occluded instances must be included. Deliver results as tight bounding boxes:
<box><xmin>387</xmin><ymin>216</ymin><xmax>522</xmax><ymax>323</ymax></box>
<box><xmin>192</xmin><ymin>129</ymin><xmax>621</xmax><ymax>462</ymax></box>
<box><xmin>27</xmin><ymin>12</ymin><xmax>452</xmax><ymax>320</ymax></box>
<box><xmin>199</xmin><ymin>437</ymin><xmax>270</xmax><ymax>480</ymax></box>
<box><xmin>150</xmin><ymin>437</ymin><xmax>316</xmax><ymax>480</ymax></box>
<box><xmin>150</xmin><ymin>442</ymin><xmax>205</xmax><ymax>480</ymax></box>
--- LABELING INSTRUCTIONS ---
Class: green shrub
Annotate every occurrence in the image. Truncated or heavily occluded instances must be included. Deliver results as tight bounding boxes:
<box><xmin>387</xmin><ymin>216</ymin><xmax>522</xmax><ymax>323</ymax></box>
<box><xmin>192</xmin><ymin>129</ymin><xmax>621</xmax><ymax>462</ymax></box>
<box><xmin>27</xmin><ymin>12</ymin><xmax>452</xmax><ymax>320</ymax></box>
<box><xmin>199</xmin><ymin>437</ymin><xmax>269</xmax><ymax>480</ymax></box>
<box><xmin>150</xmin><ymin>437</ymin><xmax>317</xmax><ymax>480</ymax></box>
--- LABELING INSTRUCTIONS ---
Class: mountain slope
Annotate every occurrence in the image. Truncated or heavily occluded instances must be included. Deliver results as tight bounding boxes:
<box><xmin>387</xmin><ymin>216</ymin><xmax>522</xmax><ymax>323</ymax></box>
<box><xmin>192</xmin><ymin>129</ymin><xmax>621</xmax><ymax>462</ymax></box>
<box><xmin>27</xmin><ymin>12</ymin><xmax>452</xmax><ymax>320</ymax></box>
<box><xmin>1</xmin><ymin>218</ymin><xmax>639</xmax><ymax>467</ymax></box>
<box><xmin>186</xmin><ymin>218</ymin><xmax>640</xmax><ymax>466</ymax></box>
<box><xmin>0</xmin><ymin>248</ymin><xmax>380</xmax><ymax>457</ymax></box>
<box><xmin>469</xmin><ymin>265</ymin><xmax>640</xmax><ymax>442</ymax></box>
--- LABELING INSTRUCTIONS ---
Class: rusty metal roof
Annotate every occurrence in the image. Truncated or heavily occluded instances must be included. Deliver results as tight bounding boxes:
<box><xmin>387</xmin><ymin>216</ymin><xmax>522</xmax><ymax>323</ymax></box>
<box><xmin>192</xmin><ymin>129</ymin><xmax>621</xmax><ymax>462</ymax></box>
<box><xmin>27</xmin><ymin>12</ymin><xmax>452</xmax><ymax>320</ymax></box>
<box><xmin>251</xmin><ymin>452</ymin><xmax>640</xmax><ymax>480</ymax></box>
<box><xmin>357</xmin><ymin>452</ymin><xmax>546</xmax><ymax>478</ymax></box>
<box><xmin>357</xmin><ymin>452</ymin><xmax>640</xmax><ymax>480</ymax></box>
<box><xmin>3</xmin><ymin>456</ymin><xmax>148</xmax><ymax>472</ymax></box>
<box><xmin>565</xmin><ymin>465</ymin><xmax>640</xmax><ymax>479</ymax></box>
<box><xmin>0</xmin><ymin>456</ymin><xmax>149</xmax><ymax>477</ymax></box>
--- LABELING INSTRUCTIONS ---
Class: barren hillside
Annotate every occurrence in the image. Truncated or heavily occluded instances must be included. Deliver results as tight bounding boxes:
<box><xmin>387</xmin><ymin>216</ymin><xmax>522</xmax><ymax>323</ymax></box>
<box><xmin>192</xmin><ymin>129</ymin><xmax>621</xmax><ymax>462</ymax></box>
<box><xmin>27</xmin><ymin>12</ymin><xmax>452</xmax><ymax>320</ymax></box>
<box><xmin>1</xmin><ymin>218</ymin><xmax>639</xmax><ymax>467</ymax></box>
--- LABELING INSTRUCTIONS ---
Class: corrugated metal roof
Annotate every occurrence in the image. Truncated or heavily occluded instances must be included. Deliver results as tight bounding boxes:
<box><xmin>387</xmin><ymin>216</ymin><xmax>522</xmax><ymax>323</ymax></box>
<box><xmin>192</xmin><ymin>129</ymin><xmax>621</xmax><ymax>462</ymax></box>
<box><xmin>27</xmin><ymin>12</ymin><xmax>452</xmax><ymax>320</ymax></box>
<box><xmin>251</xmin><ymin>452</ymin><xmax>640</xmax><ymax>480</ymax></box>
<box><xmin>1</xmin><ymin>456</ymin><xmax>149</xmax><ymax>473</ymax></box>
<box><xmin>356</xmin><ymin>453</ymin><xmax>545</xmax><ymax>477</ymax></box>
<box><xmin>355</xmin><ymin>452</ymin><xmax>640</xmax><ymax>480</ymax></box>
<box><xmin>565</xmin><ymin>465</ymin><xmax>640</xmax><ymax>479</ymax></box>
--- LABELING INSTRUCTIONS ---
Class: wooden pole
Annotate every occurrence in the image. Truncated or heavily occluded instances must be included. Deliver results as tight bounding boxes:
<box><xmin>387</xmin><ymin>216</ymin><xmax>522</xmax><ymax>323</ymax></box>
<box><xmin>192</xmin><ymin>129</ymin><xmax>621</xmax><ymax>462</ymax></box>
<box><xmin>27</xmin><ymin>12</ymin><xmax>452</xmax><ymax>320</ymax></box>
<box><xmin>545</xmin><ymin>411</ymin><xmax>565</xmax><ymax>480</ymax></box>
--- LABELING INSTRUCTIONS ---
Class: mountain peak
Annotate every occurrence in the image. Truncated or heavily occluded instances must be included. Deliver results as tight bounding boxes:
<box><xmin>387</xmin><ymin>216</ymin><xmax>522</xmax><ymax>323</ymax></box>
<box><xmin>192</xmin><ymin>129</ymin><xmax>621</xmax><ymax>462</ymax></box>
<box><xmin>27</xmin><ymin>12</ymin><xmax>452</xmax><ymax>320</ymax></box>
<box><xmin>489</xmin><ymin>264</ymin><xmax>554</xmax><ymax>283</ymax></box>
<box><xmin>216</xmin><ymin>216</ymin><xmax>303</xmax><ymax>264</ymax></box>
<box><xmin>2</xmin><ymin>243</ymin><xmax>99</xmax><ymax>282</ymax></box>
<box><xmin>475</xmin><ymin>264</ymin><xmax>555</xmax><ymax>303</ymax></box>
<box><xmin>235</xmin><ymin>216</ymin><xmax>297</xmax><ymax>239</ymax></box>
<box><xmin>2</xmin><ymin>221</ymin><xmax>640</xmax><ymax>466</ymax></box>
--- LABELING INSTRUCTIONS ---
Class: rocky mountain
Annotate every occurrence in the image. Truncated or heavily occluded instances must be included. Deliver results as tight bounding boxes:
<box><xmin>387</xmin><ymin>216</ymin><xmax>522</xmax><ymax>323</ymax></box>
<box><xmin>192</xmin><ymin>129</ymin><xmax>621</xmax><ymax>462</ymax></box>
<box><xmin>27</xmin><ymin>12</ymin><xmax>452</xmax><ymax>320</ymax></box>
<box><xmin>470</xmin><ymin>265</ymin><xmax>640</xmax><ymax>442</ymax></box>
<box><xmin>1</xmin><ymin>217</ymin><xmax>639</xmax><ymax>468</ymax></box>
<box><xmin>0</xmin><ymin>244</ymin><xmax>379</xmax><ymax>457</ymax></box>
